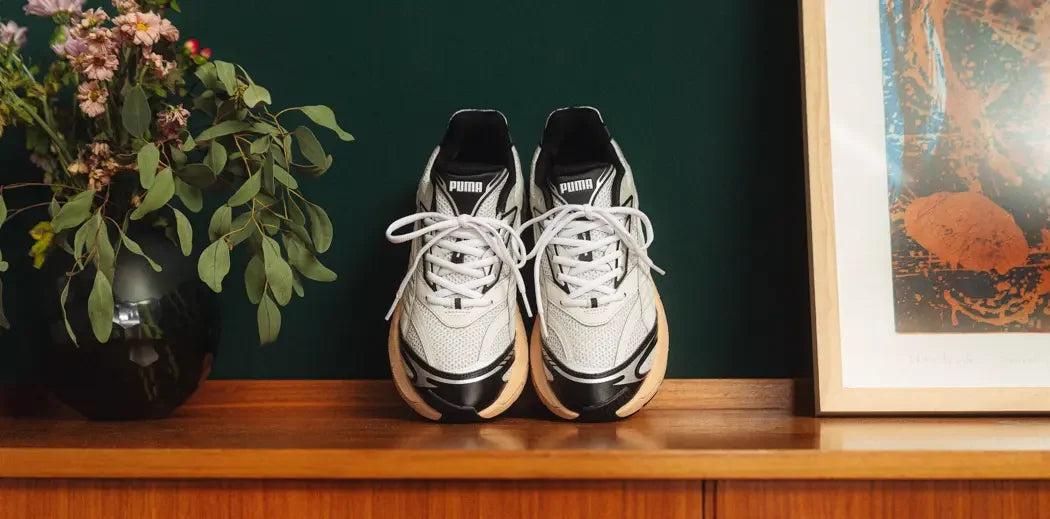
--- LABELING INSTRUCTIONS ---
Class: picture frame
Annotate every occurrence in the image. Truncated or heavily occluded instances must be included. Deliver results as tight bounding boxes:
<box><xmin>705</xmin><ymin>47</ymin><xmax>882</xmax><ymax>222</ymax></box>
<box><xmin>802</xmin><ymin>0</ymin><xmax>1050</xmax><ymax>414</ymax></box>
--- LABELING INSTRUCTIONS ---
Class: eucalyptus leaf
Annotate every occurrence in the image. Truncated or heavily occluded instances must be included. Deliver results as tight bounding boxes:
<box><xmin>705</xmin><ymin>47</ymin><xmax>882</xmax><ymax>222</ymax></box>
<box><xmin>118</xmin><ymin>227</ymin><xmax>162</xmax><ymax>272</ymax></box>
<box><xmin>137</xmin><ymin>143</ymin><xmax>160</xmax><ymax>189</ymax></box>
<box><xmin>194</xmin><ymin>62</ymin><xmax>219</xmax><ymax>90</ymax></box>
<box><xmin>244</xmin><ymin>254</ymin><xmax>265</xmax><ymax>304</ymax></box>
<box><xmin>261</xmin><ymin>152</ymin><xmax>275</xmax><ymax>195</ymax></box>
<box><xmin>273</xmin><ymin>164</ymin><xmax>299</xmax><ymax>189</ymax></box>
<box><xmin>295</xmin><ymin>105</ymin><xmax>354</xmax><ymax>141</ymax></box>
<box><xmin>250</xmin><ymin>136</ymin><xmax>270</xmax><ymax>156</ymax></box>
<box><xmin>175</xmin><ymin>178</ymin><xmax>203</xmax><ymax>212</ymax></box>
<box><xmin>285</xmin><ymin>235</ymin><xmax>337</xmax><ymax>282</ymax></box>
<box><xmin>243</xmin><ymin>84</ymin><xmax>271</xmax><ymax>108</ymax></box>
<box><xmin>196</xmin><ymin>121</ymin><xmax>251</xmax><ymax>143</ymax></box>
<box><xmin>176</xmin><ymin>164</ymin><xmax>216</xmax><ymax>188</ymax></box>
<box><xmin>172</xmin><ymin>207</ymin><xmax>193</xmax><ymax>256</ymax></box>
<box><xmin>250</xmin><ymin>121</ymin><xmax>278</xmax><ymax>134</ymax></box>
<box><xmin>121</xmin><ymin>86</ymin><xmax>151</xmax><ymax>138</ymax></box>
<box><xmin>228</xmin><ymin>212</ymin><xmax>255</xmax><ymax>246</ymax></box>
<box><xmin>287</xmin><ymin>196</ymin><xmax>306</xmax><ymax>225</ymax></box>
<box><xmin>180</xmin><ymin>131</ymin><xmax>196</xmax><ymax>152</ymax></box>
<box><xmin>257</xmin><ymin>293</ymin><xmax>281</xmax><ymax>345</ymax></box>
<box><xmin>198</xmin><ymin>239</ymin><xmax>231</xmax><ymax>293</ymax></box>
<box><xmin>87</xmin><ymin>269</ymin><xmax>114</xmax><ymax>343</ymax></box>
<box><xmin>215</xmin><ymin>60</ymin><xmax>237</xmax><ymax>94</ymax></box>
<box><xmin>60</xmin><ymin>281</ymin><xmax>77</xmax><ymax>346</ymax></box>
<box><xmin>0</xmin><ymin>194</ymin><xmax>8</xmax><ymax>232</ymax></box>
<box><xmin>131</xmin><ymin>168</ymin><xmax>175</xmax><ymax>220</ymax></box>
<box><xmin>51</xmin><ymin>190</ymin><xmax>96</xmax><ymax>233</ymax></box>
<box><xmin>294</xmin><ymin>126</ymin><xmax>328</xmax><ymax>169</ymax></box>
<box><xmin>48</xmin><ymin>196</ymin><xmax>59</xmax><ymax>219</ymax></box>
<box><xmin>305</xmin><ymin>202</ymin><xmax>333</xmax><ymax>253</ymax></box>
<box><xmin>228</xmin><ymin>173</ymin><xmax>260</xmax><ymax>207</ymax></box>
<box><xmin>205</xmin><ymin>141</ymin><xmax>227</xmax><ymax>175</ymax></box>
<box><xmin>171</xmin><ymin>147</ymin><xmax>188</xmax><ymax>168</ymax></box>
<box><xmin>208</xmin><ymin>205</ymin><xmax>232</xmax><ymax>241</ymax></box>
<box><xmin>261</xmin><ymin>235</ymin><xmax>293</xmax><ymax>306</ymax></box>
<box><xmin>73</xmin><ymin>212</ymin><xmax>100</xmax><ymax>265</ymax></box>
<box><xmin>291</xmin><ymin>271</ymin><xmax>305</xmax><ymax>298</ymax></box>
<box><xmin>0</xmin><ymin>279</ymin><xmax>9</xmax><ymax>329</ymax></box>
<box><xmin>94</xmin><ymin>218</ymin><xmax>114</xmax><ymax>283</ymax></box>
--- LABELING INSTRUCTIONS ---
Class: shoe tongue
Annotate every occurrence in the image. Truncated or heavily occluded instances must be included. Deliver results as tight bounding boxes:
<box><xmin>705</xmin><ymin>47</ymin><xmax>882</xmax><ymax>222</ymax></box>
<box><xmin>433</xmin><ymin>162</ymin><xmax>505</xmax><ymax>216</ymax></box>
<box><xmin>549</xmin><ymin>162</ymin><xmax>613</xmax><ymax>206</ymax></box>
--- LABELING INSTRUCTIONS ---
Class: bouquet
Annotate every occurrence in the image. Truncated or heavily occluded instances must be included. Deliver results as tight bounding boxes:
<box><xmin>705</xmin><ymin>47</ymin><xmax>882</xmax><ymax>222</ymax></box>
<box><xmin>0</xmin><ymin>0</ymin><xmax>352</xmax><ymax>344</ymax></box>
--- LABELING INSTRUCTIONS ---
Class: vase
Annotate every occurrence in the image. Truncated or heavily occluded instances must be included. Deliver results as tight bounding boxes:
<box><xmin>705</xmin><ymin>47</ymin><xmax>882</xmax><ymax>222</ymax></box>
<box><xmin>35</xmin><ymin>221</ymin><xmax>221</xmax><ymax>420</ymax></box>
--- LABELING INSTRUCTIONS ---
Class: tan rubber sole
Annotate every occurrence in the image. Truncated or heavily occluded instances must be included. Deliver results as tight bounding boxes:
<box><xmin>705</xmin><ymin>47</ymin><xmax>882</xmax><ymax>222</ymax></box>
<box><xmin>530</xmin><ymin>284</ymin><xmax>669</xmax><ymax>420</ymax></box>
<box><xmin>388</xmin><ymin>304</ymin><xmax>529</xmax><ymax>421</ymax></box>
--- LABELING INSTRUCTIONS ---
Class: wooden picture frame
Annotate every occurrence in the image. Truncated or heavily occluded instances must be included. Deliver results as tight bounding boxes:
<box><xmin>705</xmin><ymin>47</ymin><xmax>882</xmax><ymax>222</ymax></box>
<box><xmin>801</xmin><ymin>0</ymin><xmax>1050</xmax><ymax>414</ymax></box>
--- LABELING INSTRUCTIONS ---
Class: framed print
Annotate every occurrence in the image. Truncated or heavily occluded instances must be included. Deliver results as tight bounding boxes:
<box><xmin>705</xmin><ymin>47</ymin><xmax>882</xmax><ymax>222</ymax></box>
<box><xmin>803</xmin><ymin>0</ymin><xmax>1050</xmax><ymax>413</ymax></box>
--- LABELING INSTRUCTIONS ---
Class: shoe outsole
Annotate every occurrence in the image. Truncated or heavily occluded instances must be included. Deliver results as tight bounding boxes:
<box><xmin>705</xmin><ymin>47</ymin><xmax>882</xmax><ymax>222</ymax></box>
<box><xmin>388</xmin><ymin>304</ymin><xmax>529</xmax><ymax>422</ymax></box>
<box><xmin>530</xmin><ymin>283</ymin><xmax>669</xmax><ymax>421</ymax></box>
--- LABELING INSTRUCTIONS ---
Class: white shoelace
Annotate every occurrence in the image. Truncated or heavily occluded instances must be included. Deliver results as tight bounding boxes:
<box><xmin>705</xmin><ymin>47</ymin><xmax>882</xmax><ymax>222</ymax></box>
<box><xmin>385</xmin><ymin>212</ymin><xmax>531</xmax><ymax>320</ymax></box>
<box><xmin>522</xmin><ymin>204</ymin><xmax>664</xmax><ymax>327</ymax></box>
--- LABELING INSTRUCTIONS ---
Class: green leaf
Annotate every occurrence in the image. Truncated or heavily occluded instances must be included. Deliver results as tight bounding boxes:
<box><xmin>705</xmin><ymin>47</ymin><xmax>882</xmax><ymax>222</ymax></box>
<box><xmin>261</xmin><ymin>235</ymin><xmax>293</xmax><ymax>306</ymax></box>
<box><xmin>51</xmin><ymin>190</ymin><xmax>96</xmax><ymax>233</ymax></box>
<box><xmin>137</xmin><ymin>143</ymin><xmax>160</xmax><ymax>189</ymax></box>
<box><xmin>0</xmin><ymin>193</ymin><xmax>7</xmax><ymax>232</ymax></box>
<box><xmin>73</xmin><ymin>212</ymin><xmax>100</xmax><ymax>266</ymax></box>
<box><xmin>285</xmin><ymin>235</ymin><xmax>337</xmax><ymax>282</ymax></box>
<box><xmin>94</xmin><ymin>218</ymin><xmax>114</xmax><ymax>283</ymax></box>
<box><xmin>295</xmin><ymin>105</ymin><xmax>354</xmax><ymax>141</ymax></box>
<box><xmin>198</xmin><ymin>239</ymin><xmax>231</xmax><ymax>293</ymax></box>
<box><xmin>181</xmin><ymin>132</ymin><xmax>196</xmax><ymax>152</ymax></box>
<box><xmin>215</xmin><ymin>60</ymin><xmax>237</xmax><ymax>94</ymax></box>
<box><xmin>228</xmin><ymin>212</ymin><xmax>255</xmax><ymax>246</ymax></box>
<box><xmin>294</xmin><ymin>126</ymin><xmax>328</xmax><ymax>169</ymax></box>
<box><xmin>273</xmin><ymin>164</ymin><xmax>299</xmax><ymax>189</ymax></box>
<box><xmin>256</xmin><ymin>293</ymin><xmax>281</xmax><ymax>345</ymax></box>
<box><xmin>261</xmin><ymin>152</ymin><xmax>275</xmax><ymax>195</ymax></box>
<box><xmin>287</xmin><ymin>196</ymin><xmax>306</xmax><ymax>225</ymax></box>
<box><xmin>250</xmin><ymin>121</ymin><xmax>278</xmax><ymax>134</ymax></box>
<box><xmin>175</xmin><ymin>179</ymin><xmax>203</xmax><ymax>213</ymax></box>
<box><xmin>250</xmin><ymin>136</ymin><xmax>271</xmax><ymax>156</ymax></box>
<box><xmin>291</xmin><ymin>271</ymin><xmax>305</xmax><ymax>297</ymax></box>
<box><xmin>131</xmin><ymin>168</ymin><xmax>175</xmax><ymax>220</ymax></box>
<box><xmin>118</xmin><ymin>227</ymin><xmax>161</xmax><ymax>272</ymax></box>
<box><xmin>172</xmin><ymin>207</ymin><xmax>193</xmax><ymax>256</ymax></box>
<box><xmin>244</xmin><ymin>253</ymin><xmax>265</xmax><ymax>304</ymax></box>
<box><xmin>228</xmin><ymin>173</ymin><xmax>260</xmax><ymax>207</ymax></box>
<box><xmin>243</xmin><ymin>84</ymin><xmax>271</xmax><ymax>108</ymax></box>
<box><xmin>205</xmin><ymin>141</ymin><xmax>227</xmax><ymax>175</ymax></box>
<box><xmin>194</xmin><ymin>63</ymin><xmax>219</xmax><ymax>90</ymax></box>
<box><xmin>208</xmin><ymin>205</ymin><xmax>232</xmax><ymax>241</ymax></box>
<box><xmin>60</xmin><ymin>281</ymin><xmax>77</xmax><ymax>346</ymax></box>
<box><xmin>0</xmin><ymin>279</ymin><xmax>9</xmax><ymax>329</ymax></box>
<box><xmin>171</xmin><ymin>147</ymin><xmax>188</xmax><ymax>168</ymax></box>
<box><xmin>121</xmin><ymin>86</ymin><xmax>151</xmax><ymax>138</ymax></box>
<box><xmin>176</xmin><ymin>164</ymin><xmax>216</xmax><ymax>189</ymax></box>
<box><xmin>304</xmin><ymin>202</ymin><xmax>333</xmax><ymax>253</ymax></box>
<box><xmin>196</xmin><ymin>121</ymin><xmax>251</xmax><ymax>143</ymax></box>
<box><xmin>48</xmin><ymin>196</ymin><xmax>60</xmax><ymax>219</ymax></box>
<box><xmin>88</xmin><ymin>269</ymin><xmax>114</xmax><ymax>343</ymax></box>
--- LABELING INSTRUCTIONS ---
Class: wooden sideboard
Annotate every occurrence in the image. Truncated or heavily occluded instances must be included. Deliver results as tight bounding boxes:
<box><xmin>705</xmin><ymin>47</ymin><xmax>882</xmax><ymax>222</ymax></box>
<box><xmin>3</xmin><ymin>379</ymin><xmax>1050</xmax><ymax>518</ymax></box>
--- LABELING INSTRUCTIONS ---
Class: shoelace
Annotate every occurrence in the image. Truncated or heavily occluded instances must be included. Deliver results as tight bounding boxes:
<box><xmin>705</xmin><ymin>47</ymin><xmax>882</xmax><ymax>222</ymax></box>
<box><xmin>385</xmin><ymin>212</ymin><xmax>531</xmax><ymax>320</ymax></box>
<box><xmin>522</xmin><ymin>204</ymin><xmax>664</xmax><ymax>327</ymax></box>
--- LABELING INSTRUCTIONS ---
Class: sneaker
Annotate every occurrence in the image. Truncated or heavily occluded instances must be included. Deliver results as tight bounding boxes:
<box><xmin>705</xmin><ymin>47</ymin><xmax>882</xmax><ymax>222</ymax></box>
<box><xmin>385</xmin><ymin>110</ymin><xmax>530</xmax><ymax>422</ymax></box>
<box><xmin>523</xmin><ymin>107</ymin><xmax>667</xmax><ymax>421</ymax></box>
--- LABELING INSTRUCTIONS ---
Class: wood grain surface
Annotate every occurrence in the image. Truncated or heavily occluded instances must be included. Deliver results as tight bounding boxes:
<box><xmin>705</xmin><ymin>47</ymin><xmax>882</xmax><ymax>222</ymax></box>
<box><xmin>0</xmin><ymin>480</ymin><xmax>702</xmax><ymax>519</ymax></box>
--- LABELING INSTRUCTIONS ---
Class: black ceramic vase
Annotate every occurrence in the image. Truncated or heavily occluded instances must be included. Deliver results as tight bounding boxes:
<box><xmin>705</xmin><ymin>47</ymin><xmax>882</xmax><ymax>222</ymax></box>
<box><xmin>36</xmin><ymin>221</ymin><xmax>220</xmax><ymax>420</ymax></box>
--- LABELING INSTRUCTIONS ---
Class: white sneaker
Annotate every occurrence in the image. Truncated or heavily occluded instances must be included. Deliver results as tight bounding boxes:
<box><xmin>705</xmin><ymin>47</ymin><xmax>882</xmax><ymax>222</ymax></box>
<box><xmin>385</xmin><ymin>110</ymin><xmax>530</xmax><ymax>422</ymax></box>
<box><xmin>523</xmin><ymin>107</ymin><xmax>668</xmax><ymax>421</ymax></box>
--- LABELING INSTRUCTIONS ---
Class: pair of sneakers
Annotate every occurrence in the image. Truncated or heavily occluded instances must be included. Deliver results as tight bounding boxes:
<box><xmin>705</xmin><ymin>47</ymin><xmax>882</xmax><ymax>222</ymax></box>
<box><xmin>385</xmin><ymin>107</ymin><xmax>667</xmax><ymax>422</ymax></box>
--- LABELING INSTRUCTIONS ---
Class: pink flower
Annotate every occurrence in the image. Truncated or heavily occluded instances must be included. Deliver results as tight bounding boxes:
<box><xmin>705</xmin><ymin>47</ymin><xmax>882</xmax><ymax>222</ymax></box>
<box><xmin>142</xmin><ymin>49</ymin><xmax>176</xmax><ymax>78</ymax></box>
<box><xmin>113</xmin><ymin>11</ymin><xmax>162</xmax><ymax>46</ymax></box>
<box><xmin>79</xmin><ymin>7</ymin><xmax>108</xmax><ymax>26</ymax></box>
<box><xmin>54</xmin><ymin>35</ymin><xmax>87</xmax><ymax>60</ymax></box>
<box><xmin>76</xmin><ymin>81</ymin><xmax>108</xmax><ymax>117</ymax></box>
<box><xmin>81</xmin><ymin>28</ymin><xmax>116</xmax><ymax>53</ymax></box>
<box><xmin>159</xmin><ymin>18</ymin><xmax>178</xmax><ymax>42</ymax></box>
<box><xmin>111</xmin><ymin>0</ymin><xmax>138</xmax><ymax>14</ymax></box>
<box><xmin>157</xmin><ymin>105</ymin><xmax>190</xmax><ymax>142</ymax></box>
<box><xmin>23</xmin><ymin>0</ymin><xmax>85</xmax><ymax>17</ymax></box>
<box><xmin>81</xmin><ymin>51</ymin><xmax>118</xmax><ymax>81</ymax></box>
<box><xmin>90</xmin><ymin>141</ymin><xmax>111</xmax><ymax>159</ymax></box>
<box><xmin>0</xmin><ymin>21</ymin><xmax>27</xmax><ymax>49</ymax></box>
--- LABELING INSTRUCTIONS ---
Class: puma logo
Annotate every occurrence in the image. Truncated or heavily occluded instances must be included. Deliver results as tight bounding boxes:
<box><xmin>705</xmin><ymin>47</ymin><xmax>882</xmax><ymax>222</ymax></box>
<box><xmin>559</xmin><ymin>179</ymin><xmax>594</xmax><ymax>194</ymax></box>
<box><xmin>448</xmin><ymin>180</ymin><xmax>483</xmax><ymax>193</ymax></box>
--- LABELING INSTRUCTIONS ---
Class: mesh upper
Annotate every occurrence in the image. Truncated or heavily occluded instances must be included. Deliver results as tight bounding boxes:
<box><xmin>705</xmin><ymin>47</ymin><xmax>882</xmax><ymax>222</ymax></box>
<box><xmin>406</xmin><ymin>301</ymin><xmax>510</xmax><ymax>373</ymax></box>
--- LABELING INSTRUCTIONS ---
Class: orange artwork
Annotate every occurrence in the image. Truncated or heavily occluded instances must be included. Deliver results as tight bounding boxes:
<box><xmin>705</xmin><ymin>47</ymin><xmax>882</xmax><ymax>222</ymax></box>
<box><xmin>883</xmin><ymin>0</ymin><xmax>1050</xmax><ymax>332</ymax></box>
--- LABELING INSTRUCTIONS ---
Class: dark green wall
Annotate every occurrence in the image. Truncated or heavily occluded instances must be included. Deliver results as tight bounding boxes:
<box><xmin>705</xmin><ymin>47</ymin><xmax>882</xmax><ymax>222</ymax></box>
<box><xmin>0</xmin><ymin>1</ymin><xmax>811</xmax><ymax>379</ymax></box>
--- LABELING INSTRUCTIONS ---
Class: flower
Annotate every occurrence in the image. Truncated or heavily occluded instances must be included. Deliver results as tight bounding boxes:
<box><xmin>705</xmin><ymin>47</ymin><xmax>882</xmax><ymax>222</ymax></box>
<box><xmin>142</xmin><ymin>49</ymin><xmax>175</xmax><ymax>78</ymax></box>
<box><xmin>28</xmin><ymin>222</ymin><xmax>54</xmax><ymax>269</ymax></box>
<box><xmin>76</xmin><ymin>81</ymin><xmax>108</xmax><ymax>117</ymax></box>
<box><xmin>111</xmin><ymin>0</ymin><xmax>138</xmax><ymax>14</ymax></box>
<box><xmin>23</xmin><ymin>0</ymin><xmax>85</xmax><ymax>17</ymax></box>
<box><xmin>79</xmin><ymin>7</ymin><xmax>108</xmax><ymax>26</ymax></box>
<box><xmin>55</xmin><ymin>36</ymin><xmax>87</xmax><ymax>60</ymax></box>
<box><xmin>158</xmin><ymin>18</ymin><xmax>178</xmax><ymax>42</ymax></box>
<box><xmin>81</xmin><ymin>51</ymin><xmax>118</xmax><ymax>81</ymax></box>
<box><xmin>90</xmin><ymin>141</ymin><xmax>111</xmax><ymax>159</ymax></box>
<box><xmin>0</xmin><ymin>21</ymin><xmax>28</xmax><ymax>49</ymax></box>
<box><xmin>113</xmin><ymin>11</ymin><xmax>162</xmax><ymax>46</ymax></box>
<box><xmin>157</xmin><ymin>105</ymin><xmax>190</xmax><ymax>142</ymax></box>
<box><xmin>81</xmin><ymin>27</ymin><xmax>115</xmax><ymax>53</ymax></box>
<box><xmin>67</xmin><ymin>159</ymin><xmax>88</xmax><ymax>174</ymax></box>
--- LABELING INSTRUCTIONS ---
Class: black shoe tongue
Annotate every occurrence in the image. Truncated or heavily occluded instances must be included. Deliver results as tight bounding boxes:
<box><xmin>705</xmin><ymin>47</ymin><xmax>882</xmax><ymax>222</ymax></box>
<box><xmin>549</xmin><ymin>162</ymin><xmax>611</xmax><ymax>205</ymax></box>
<box><xmin>433</xmin><ymin>163</ymin><xmax>504</xmax><ymax>215</ymax></box>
